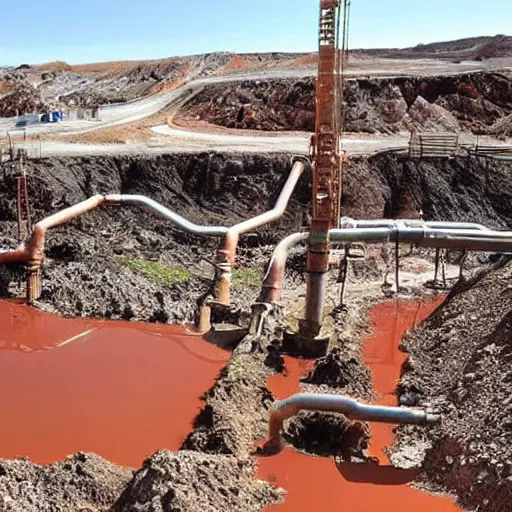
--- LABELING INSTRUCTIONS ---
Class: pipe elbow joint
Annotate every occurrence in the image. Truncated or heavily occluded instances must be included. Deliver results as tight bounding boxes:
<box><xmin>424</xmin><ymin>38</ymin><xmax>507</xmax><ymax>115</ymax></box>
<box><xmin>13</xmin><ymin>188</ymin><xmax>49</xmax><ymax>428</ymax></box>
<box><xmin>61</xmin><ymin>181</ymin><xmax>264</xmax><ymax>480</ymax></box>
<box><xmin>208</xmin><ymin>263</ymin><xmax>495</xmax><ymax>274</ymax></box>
<box><xmin>292</xmin><ymin>155</ymin><xmax>312</xmax><ymax>169</ymax></box>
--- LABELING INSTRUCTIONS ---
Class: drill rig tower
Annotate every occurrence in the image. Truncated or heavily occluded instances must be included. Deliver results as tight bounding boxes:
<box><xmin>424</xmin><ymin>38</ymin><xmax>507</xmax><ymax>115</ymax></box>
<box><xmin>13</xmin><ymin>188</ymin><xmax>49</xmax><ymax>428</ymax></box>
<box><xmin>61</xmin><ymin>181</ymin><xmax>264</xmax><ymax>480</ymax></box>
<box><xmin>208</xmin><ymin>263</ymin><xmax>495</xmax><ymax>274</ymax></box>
<box><xmin>287</xmin><ymin>0</ymin><xmax>350</xmax><ymax>356</ymax></box>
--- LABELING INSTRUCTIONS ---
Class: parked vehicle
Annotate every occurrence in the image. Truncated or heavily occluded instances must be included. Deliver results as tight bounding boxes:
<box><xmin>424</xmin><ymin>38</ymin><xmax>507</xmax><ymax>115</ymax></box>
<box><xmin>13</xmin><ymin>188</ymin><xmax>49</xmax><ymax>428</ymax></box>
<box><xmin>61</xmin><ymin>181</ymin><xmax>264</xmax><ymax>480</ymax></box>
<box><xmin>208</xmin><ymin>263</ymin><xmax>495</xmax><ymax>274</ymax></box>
<box><xmin>15</xmin><ymin>114</ymin><xmax>39</xmax><ymax>128</ymax></box>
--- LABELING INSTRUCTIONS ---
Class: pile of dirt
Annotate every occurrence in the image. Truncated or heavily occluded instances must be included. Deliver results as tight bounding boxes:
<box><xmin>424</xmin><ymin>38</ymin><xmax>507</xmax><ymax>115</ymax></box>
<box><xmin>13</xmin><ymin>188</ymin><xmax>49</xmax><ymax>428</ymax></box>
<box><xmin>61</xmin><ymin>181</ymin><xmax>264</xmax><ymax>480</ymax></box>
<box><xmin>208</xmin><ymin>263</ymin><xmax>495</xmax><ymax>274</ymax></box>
<box><xmin>1</xmin><ymin>52</ymin><xmax>305</xmax><ymax>111</ymax></box>
<box><xmin>391</xmin><ymin>257</ymin><xmax>512</xmax><ymax>511</ymax></box>
<box><xmin>182</xmin><ymin>331</ymin><xmax>278</xmax><ymax>457</ymax></box>
<box><xmin>0</xmin><ymin>452</ymin><xmax>131</xmax><ymax>512</ymax></box>
<box><xmin>0</xmin><ymin>82</ymin><xmax>48</xmax><ymax>117</ymax></box>
<box><xmin>112</xmin><ymin>450</ymin><xmax>282</xmax><ymax>512</ymax></box>
<box><xmin>488</xmin><ymin>113</ymin><xmax>512</xmax><ymax>140</ymax></box>
<box><xmin>179</xmin><ymin>79</ymin><xmax>315</xmax><ymax>132</ymax></box>
<box><xmin>177</xmin><ymin>72</ymin><xmax>512</xmax><ymax>136</ymax></box>
<box><xmin>302</xmin><ymin>347</ymin><xmax>374</xmax><ymax>399</ymax></box>
<box><xmin>283</xmin><ymin>412</ymin><xmax>371</xmax><ymax>460</ymax></box>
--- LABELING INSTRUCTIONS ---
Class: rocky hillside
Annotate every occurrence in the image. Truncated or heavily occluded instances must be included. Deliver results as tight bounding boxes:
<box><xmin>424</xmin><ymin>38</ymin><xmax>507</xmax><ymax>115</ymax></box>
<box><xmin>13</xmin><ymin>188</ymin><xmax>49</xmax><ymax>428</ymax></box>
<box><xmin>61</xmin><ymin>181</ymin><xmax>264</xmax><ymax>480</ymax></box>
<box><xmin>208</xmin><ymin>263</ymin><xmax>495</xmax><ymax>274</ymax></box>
<box><xmin>360</xmin><ymin>35</ymin><xmax>512</xmax><ymax>60</ymax></box>
<box><xmin>0</xmin><ymin>52</ymin><xmax>306</xmax><ymax>110</ymax></box>
<box><xmin>178</xmin><ymin>72</ymin><xmax>512</xmax><ymax>137</ymax></box>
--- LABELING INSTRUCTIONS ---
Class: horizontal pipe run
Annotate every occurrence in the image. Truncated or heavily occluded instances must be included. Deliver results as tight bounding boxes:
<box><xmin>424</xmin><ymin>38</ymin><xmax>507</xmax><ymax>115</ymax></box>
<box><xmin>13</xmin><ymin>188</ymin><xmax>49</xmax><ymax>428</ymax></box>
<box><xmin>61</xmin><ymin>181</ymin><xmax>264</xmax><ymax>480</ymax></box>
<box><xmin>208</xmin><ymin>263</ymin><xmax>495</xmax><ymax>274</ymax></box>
<box><xmin>341</xmin><ymin>217</ymin><xmax>491</xmax><ymax>232</ymax></box>
<box><xmin>269</xmin><ymin>393</ymin><xmax>439</xmax><ymax>441</ymax></box>
<box><xmin>260</xmin><ymin>222</ymin><xmax>512</xmax><ymax>304</ymax></box>
<box><xmin>0</xmin><ymin>247</ymin><xmax>30</xmax><ymax>264</ymax></box>
<box><xmin>104</xmin><ymin>195</ymin><xmax>228</xmax><ymax>236</ymax></box>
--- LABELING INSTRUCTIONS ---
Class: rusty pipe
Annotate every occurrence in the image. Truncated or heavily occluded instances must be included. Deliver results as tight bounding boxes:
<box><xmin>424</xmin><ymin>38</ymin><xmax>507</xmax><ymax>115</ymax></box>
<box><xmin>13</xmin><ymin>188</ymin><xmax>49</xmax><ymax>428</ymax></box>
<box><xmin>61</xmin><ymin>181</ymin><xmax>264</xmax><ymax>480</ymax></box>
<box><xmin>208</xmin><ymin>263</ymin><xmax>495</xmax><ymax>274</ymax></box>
<box><xmin>0</xmin><ymin>196</ymin><xmax>106</xmax><ymax>301</ymax></box>
<box><xmin>28</xmin><ymin>195</ymin><xmax>107</xmax><ymax>264</ymax></box>
<box><xmin>259</xmin><ymin>232</ymin><xmax>308</xmax><ymax>302</ymax></box>
<box><xmin>268</xmin><ymin>393</ymin><xmax>439</xmax><ymax>445</ymax></box>
<box><xmin>27</xmin><ymin>195</ymin><xmax>106</xmax><ymax>302</ymax></box>
<box><xmin>0</xmin><ymin>195</ymin><xmax>106</xmax><ymax>266</ymax></box>
<box><xmin>216</xmin><ymin>160</ymin><xmax>307</xmax><ymax>304</ymax></box>
<box><xmin>0</xmin><ymin>247</ymin><xmax>30</xmax><ymax>264</ymax></box>
<box><xmin>220</xmin><ymin>160</ymin><xmax>307</xmax><ymax>265</ymax></box>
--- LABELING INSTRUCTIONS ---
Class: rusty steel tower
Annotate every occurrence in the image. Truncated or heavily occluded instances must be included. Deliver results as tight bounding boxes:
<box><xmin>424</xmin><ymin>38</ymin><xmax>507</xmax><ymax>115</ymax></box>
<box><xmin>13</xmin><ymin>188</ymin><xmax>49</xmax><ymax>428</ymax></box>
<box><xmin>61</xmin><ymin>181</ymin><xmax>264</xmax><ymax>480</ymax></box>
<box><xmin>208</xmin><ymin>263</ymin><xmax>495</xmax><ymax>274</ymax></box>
<box><xmin>286</xmin><ymin>0</ymin><xmax>350</xmax><ymax>356</ymax></box>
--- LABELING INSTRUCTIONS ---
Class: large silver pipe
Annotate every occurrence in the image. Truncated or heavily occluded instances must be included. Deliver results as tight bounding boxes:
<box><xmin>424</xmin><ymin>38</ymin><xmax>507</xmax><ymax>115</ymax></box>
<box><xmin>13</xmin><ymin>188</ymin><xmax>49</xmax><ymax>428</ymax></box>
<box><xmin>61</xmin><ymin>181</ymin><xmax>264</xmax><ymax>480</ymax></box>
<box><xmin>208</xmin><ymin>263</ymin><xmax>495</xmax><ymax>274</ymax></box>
<box><xmin>425</xmin><ymin>221</ymin><xmax>491</xmax><ymax>232</ymax></box>
<box><xmin>258</xmin><ymin>222</ymin><xmax>512</xmax><ymax>308</ymax></box>
<box><xmin>422</xmin><ymin>228</ymin><xmax>512</xmax><ymax>253</ymax></box>
<box><xmin>342</xmin><ymin>217</ymin><xmax>491</xmax><ymax>232</ymax></box>
<box><xmin>330</xmin><ymin>227</ymin><xmax>424</xmax><ymax>244</ymax></box>
<box><xmin>268</xmin><ymin>393</ymin><xmax>439</xmax><ymax>443</ymax></box>
<box><xmin>105</xmin><ymin>194</ymin><xmax>228</xmax><ymax>236</ymax></box>
<box><xmin>304</xmin><ymin>272</ymin><xmax>328</xmax><ymax>335</ymax></box>
<box><xmin>329</xmin><ymin>227</ymin><xmax>512</xmax><ymax>252</ymax></box>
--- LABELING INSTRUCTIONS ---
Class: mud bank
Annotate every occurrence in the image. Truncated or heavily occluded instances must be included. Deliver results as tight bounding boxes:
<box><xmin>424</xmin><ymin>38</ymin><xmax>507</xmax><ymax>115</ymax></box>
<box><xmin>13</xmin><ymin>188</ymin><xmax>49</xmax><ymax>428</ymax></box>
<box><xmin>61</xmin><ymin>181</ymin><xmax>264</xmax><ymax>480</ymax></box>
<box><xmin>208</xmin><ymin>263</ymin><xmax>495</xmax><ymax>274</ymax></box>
<box><xmin>0</xmin><ymin>453</ymin><xmax>132</xmax><ymax>512</ymax></box>
<box><xmin>178</xmin><ymin>71</ymin><xmax>512</xmax><ymax>136</ymax></box>
<box><xmin>0</xmin><ymin>152</ymin><xmax>305</xmax><ymax>322</ymax></box>
<box><xmin>1</xmin><ymin>152</ymin><xmax>511</xmax><ymax>322</ymax></box>
<box><xmin>393</xmin><ymin>257</ymin><xmax>512</xmax><ymax>511</ymax></box>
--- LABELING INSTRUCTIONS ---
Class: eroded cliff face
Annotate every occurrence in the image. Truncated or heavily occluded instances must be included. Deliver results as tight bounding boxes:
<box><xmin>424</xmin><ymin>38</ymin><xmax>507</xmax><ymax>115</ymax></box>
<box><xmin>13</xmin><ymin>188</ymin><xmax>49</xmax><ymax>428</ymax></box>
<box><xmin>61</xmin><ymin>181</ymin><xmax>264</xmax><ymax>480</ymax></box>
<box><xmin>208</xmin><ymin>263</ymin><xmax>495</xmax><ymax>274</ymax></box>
<box><xmin>178</xmin><ymin>72</ymin><xmax>512</xmax><ymax>137</ymax></box>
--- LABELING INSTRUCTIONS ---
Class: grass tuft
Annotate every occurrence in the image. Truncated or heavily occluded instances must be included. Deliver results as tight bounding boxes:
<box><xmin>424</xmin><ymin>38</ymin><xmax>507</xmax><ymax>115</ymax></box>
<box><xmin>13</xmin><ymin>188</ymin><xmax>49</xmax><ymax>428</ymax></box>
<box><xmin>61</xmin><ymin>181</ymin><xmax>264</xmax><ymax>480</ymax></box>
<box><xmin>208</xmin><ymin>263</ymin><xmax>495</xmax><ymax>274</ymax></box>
<box><xmin>115</xmin><ymin>257</ymin><xmax>191</xmax><ymax>285</ymax></box>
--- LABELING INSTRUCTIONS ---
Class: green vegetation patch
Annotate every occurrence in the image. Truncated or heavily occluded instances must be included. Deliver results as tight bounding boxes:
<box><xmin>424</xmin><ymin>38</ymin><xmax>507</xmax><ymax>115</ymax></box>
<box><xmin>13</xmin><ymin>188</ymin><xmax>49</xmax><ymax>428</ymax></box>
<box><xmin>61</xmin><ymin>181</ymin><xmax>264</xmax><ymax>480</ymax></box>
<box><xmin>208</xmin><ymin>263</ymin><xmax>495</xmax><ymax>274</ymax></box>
<box><xmin>116</xmin><ymin>257</ymin><xmax>191</xmax><ymax>285</ymax></box>
<box><xmin>232</xmin><ymin>267</ymin><xmax>262</xmax><ymax>287</ymax></box>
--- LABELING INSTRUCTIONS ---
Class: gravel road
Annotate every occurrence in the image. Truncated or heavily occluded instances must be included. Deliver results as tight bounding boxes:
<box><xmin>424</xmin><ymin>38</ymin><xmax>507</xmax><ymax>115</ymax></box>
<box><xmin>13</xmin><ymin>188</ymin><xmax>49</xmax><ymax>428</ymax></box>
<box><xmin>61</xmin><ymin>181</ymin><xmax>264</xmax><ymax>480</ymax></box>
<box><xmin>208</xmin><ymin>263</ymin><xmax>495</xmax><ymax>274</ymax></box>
<box><xmin>1</xmin><ymin>56</ymin><xmax>510</xmax><ymax>157</ymax></box>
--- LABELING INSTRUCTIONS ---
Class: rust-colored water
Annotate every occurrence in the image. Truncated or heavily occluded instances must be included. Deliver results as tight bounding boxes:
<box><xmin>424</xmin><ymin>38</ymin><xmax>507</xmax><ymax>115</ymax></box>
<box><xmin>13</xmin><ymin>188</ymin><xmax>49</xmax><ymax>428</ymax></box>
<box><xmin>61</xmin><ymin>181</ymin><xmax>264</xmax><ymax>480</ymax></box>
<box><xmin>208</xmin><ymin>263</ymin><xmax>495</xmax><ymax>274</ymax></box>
<box><xmin>0</xmin><ymin>300</ymin><xmax>229</xmax><ymax>467</ymax></box>
<box><xmin>259</xmin><ymin>296</ymin><xmax>462</xmax><ymax>511</ymax></box>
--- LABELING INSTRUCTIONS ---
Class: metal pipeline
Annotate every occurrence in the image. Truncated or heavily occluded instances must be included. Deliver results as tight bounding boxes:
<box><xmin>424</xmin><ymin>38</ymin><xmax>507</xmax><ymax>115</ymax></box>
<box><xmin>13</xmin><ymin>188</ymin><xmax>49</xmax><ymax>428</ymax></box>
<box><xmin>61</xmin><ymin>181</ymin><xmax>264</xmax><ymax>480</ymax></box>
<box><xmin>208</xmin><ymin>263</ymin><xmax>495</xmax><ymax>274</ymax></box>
<box><xmin>341</xmin><ymin>217</ymin><xmax>492</xmax><ymax>232</ymax></box>
<box><xmin>215</xmin><ymin>159</ymin><xmax>307</xmax><ymax>304</ymax></box>
<box><xmin>268</xmin><ymin>393</ymin><xmax>439</xmax><ymax>445</ymax></box>
<box><xmin>0</xmin><ymin>172</ymin><xmax>307</xmax><ymax>305</ymax></box>
<box><xmin>104</xmin><ymin>195</ymin><xmax>228</xmax><ymax>236</ymax></box>
<box><xmin>328</xmin><ymin>226</ymin><xmax>512</xmax><ymax>253</ymax></box>
<box><xmin>259</xmin><ymin>222</ymin><xmax>512</xmax><ymax>306</ymax></box>
<box><xmin>0</xmin><ymin>195</ymin><xmax>107</xmax><ymax>302</ymax></box>
<box><xmin>259</xmin><ymin>232</ymin><xmax>308</xmax><ymax>302</ymax></box>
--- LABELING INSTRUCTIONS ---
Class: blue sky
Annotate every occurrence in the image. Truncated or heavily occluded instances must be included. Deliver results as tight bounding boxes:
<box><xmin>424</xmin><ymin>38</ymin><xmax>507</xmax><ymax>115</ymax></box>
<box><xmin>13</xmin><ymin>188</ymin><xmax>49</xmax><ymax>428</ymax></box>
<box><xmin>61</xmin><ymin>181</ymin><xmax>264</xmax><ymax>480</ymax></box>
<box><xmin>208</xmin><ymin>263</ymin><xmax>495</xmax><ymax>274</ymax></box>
<box><xmin>1</xmin><ymin>0</ymin><xmax>510</xmax><ymax>65</ymax></box>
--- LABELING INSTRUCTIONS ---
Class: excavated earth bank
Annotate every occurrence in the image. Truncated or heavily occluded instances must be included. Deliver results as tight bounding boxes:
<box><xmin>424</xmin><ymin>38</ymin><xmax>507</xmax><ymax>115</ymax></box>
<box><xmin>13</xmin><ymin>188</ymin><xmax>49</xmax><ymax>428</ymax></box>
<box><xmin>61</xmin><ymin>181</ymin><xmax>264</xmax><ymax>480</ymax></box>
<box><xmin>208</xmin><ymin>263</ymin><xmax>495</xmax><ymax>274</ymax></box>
<box><xmin>178</xmin><ymin>72</ymin><xmax>512</xmax><ymax>137</ymax></box>
<box><xmin>392</xmin><ymin>257</ymin><xmax>512</xmax><ymax>512</ymax></box>
<box><xmin>1</xmin><ymin>152</ymin><xmax>512</xmax><ymax>510</ymax></box>
<box><xmin>2</xmin><ymin>152</ymin><xmax>512</xmax><ymax>321</ymax></box>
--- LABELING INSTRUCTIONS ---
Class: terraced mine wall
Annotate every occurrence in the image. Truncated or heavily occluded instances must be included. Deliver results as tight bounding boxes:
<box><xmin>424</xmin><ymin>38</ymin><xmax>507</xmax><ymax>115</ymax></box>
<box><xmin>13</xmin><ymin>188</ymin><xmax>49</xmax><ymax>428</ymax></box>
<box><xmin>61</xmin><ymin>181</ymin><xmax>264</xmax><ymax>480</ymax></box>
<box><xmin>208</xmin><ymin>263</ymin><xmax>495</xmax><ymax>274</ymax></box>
<box><xmin>179</xmin><ymin>72</ymin><xmax>512</xmax><ymax>137</ymax></box>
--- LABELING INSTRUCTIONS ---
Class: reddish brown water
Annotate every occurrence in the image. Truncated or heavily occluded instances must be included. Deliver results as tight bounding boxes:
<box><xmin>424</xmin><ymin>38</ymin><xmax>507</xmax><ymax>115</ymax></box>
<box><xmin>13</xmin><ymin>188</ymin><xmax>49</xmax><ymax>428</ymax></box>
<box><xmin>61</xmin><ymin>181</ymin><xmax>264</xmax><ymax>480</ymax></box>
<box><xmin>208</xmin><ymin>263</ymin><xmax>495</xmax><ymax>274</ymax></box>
<box><xmin>259</xmin><ymin>296</ymin><xmax>462</xmax><ymax>511</ymax></box>
<box><xmin>0</xmin><ymin>300</ymin><xmax>229</xmax><ymax>467</ymax></box>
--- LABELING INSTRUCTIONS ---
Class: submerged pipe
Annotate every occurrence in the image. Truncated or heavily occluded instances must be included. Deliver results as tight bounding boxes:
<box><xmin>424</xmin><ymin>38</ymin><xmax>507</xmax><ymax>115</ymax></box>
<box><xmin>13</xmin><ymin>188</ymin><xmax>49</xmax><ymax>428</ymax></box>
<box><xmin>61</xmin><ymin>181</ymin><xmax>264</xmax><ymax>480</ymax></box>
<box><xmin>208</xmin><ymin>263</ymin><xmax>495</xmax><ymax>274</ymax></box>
<box><xmin>268</xmin><ymin>393</ymin><xmax>439</xmax><ymax>445</ymax></box>
<box><xmin>215</xmin><ymin>159</ymin><xmax>307</xmax><ymax>304</ymax></box>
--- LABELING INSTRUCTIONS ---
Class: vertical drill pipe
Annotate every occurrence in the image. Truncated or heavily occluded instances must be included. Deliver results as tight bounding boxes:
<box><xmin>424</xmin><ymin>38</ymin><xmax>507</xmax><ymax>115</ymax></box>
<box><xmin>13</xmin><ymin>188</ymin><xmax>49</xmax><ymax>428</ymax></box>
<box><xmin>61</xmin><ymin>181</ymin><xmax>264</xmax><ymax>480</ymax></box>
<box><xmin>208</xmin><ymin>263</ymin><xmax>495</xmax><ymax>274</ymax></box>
<box><xmin>395</xmin><ymin>238</ymin><xmax>400</xmax><ymax>293</ymax></box>
<box><xmin>304</xmin><ymin>272</ymin><xmax>328</xmax><ymax>333</ymax></box>
<box><xmin>216</xmin><ymin>160</ymin><xmax>306</xmax><ymax>304</ymax></box>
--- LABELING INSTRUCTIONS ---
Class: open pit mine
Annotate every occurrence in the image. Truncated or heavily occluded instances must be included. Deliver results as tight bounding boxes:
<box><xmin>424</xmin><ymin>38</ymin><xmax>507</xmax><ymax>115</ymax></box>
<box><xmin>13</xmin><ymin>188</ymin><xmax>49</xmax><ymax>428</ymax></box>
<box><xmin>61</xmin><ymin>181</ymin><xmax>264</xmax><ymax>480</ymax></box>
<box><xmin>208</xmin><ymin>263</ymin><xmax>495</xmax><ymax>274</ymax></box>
<box><xmin>1</xmin><ymin>1</ymin><xmax>512</xmax><ymax>511</ymax></box>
